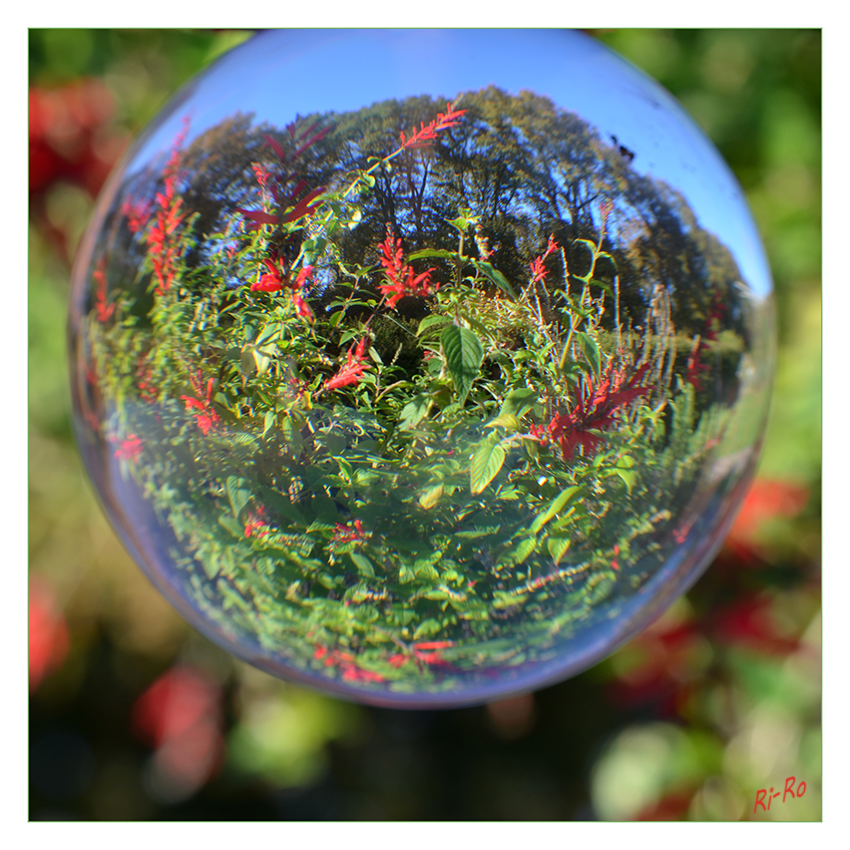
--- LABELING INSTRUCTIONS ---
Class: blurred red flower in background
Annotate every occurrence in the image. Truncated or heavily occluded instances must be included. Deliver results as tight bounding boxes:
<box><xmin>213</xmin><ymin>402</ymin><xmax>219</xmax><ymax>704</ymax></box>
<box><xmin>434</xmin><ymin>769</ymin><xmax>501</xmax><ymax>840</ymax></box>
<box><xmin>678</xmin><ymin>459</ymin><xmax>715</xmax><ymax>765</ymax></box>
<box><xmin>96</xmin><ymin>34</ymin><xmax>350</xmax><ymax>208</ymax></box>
<box><xmin>29</xmin><ymin>78</ymin><xmax>129</xmax><ymax>263</ymax></box>
<box><xmin>131</xmin><ymin>665</ymin><xmax>225</xmax><ymax>801</ymax></box>
<box><xmin>29</xmin><ymin>577</ymin><xmax>70</xmax><ymax>692</ymax></box>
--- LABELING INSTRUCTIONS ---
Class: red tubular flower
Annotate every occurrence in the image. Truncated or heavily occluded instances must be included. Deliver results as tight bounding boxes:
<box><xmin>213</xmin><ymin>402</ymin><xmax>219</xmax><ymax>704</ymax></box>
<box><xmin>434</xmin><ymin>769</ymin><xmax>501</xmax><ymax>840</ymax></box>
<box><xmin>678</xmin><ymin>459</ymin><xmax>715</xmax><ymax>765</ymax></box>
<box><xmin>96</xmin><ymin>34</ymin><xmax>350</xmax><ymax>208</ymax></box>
<box><xmin>331</xmin><ymin>518</ymin><xmax>369</xmax><ymax>545</ymax></box>
<box><xmin>322</xmin><ymin>338</ymin><xmax>371</xmax><ymax>392</ymax></box>
<box><xmin>92</xmin><ymin>257</ymin><xmax>115</xmax><ymax>322</ymax></box>
<box><xmin>121</xmin><ymin>198</ymin><xmax>152</xmax><ymax>235</ymax></box>
<box><xmin>244</xmin><ymin>507</ymin><xmax>270</xmax><ymax>538</ymax></box>
<box><xmin>378</xmin><ymin>228</ymin><xmax>437</xmax><ymax>308</ymax></box>
<box><xmin>180</xmin><ymin>372</ymin><xmax>219</xmax><ymax>435</ymax></box>
<box><xmin>529</xmin><ymin>235</ymin><xmax>559</xmax><ymax>283</ymax></box>
<box><xmin>388</xmin><ymin>641</ymin><xmax>455</xmax><ymax>671</ymax></box>
<box><xmin>251</xmin><ymin>161</ymin><xmax>270</xmax><ymax>190</ymax></box>
<box><xmin>143</xmin><ymin>123</ymin><xmax>189</xmax><ymax>296</ymax></box>
<box><xmin>290</xmin><ymin>264</ymin><xmax>315</xmax><ymax>322</ymax></box>
<box><xmin>313</xmin><ymin>646</ymin><xmax>385</xmax><ymax>683</ymax></box>
<box><xmin>545</xmin><ymin>361</ymin><xmax>652</xmax><ymax>461</ymax></box>
<box><xmin>115</xmin><ymin>433</ymin><xmax>143</xmax><ymax>463</ymax></box>
<box><xmin>252</xmin><ymin>258</ymin><xmax>285</xmax><ymax>292</ymax></box>
<box><xmin>685</xmin><ymin>296</ymin><xmax>728</xmax><ymax>389</ymax></box>
<box><xmin>291</xmin><ymin>290</ymin><xmax>314</xmax><ymax>322</ymax></box>
<box><xmin>399</xmin><ymin>102</ymin><xmax>467</xmax><ymax>150</ymax></box>
<box><xmin>294</xmin><ymin>264</ymin><xmax>314</xmax><ymax>289</ymax></box>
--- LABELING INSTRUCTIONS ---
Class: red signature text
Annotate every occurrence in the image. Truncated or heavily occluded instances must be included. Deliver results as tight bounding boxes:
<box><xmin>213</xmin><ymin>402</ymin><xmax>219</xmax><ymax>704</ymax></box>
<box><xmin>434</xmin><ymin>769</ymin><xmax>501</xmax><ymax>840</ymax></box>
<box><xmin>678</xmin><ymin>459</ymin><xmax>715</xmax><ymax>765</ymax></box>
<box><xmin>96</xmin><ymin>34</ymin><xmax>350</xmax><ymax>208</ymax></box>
<box><xmin>753</xmin><ymin>776</ymin><xmax>807</xmax><ymax>814</ymax></box>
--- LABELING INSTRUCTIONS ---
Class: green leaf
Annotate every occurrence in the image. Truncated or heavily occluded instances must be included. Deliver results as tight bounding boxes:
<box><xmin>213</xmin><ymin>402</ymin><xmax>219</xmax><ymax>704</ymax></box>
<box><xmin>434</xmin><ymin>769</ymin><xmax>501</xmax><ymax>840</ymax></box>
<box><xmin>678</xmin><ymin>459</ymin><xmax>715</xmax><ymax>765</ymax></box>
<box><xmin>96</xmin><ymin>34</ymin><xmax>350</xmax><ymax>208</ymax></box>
<box><xmin>414</xmin><ymin>561</ymin><xmax>440</xmax><ymax>580</ymax></box>
<box><xmin>239</xmin><ymin>346</ymin><xmax>256</xmax><ymax>378</ymax></box>
<box><xmin>407</xmin><ymin>248</ymin><xmax>458</xmax><ymax>261</ymax></box>
<box><xmin>218</xmin><ymin>514</ymin><xmax>243</xmax><ymax>539</ymax></box>
<box><xmin>255</xmin><ymin>323</ymin><xmax>281</xmax><ymax>347</ymax></box>
<box><xmin>485</xmin><ymin>412</ymin><xmax>520</xmax><ymax>430</ymax></box>
<box><xmin>589</xmin><ymin>277</ymin><xmax>614</xmax><ymax>295</ymax></box>
<box><xmin>253</xmin><ymin>349</ymin><xmax>271</xmax><ymax>376</ymax></box>
<box><xmin>226</xmin><ymin>477</ymin><xmax>250</xmax><ymax>519</ymax></box>
<box><xmin>417</xmin><ymin>313</ymin><xmax>452</xmax><ymax>337</ymax></box>
<box><xmin>474</xmin><ymin>260</ymin><xmax>517</xmax><ymax>299</ymax></box>
<box><xmin>531</xmin><ymin>486</ymin><xmax>581</xmax><ymax>533</ymax></box>
<box><xmin>413</xmin><ymin>618</ymin><xmax>442</xmax><ymax>640</ymax></box>
<box><xmin>349</xmin><ymin>552</ymin><xmax>375</xmax><ymax>577</ymax></box>
<box><xmin>576</xmin><ymin>332</ymin><xmax>601</xmax><ymax>379</ymax></box>
<box><xmin>399</xmin><ymin>393</ymin><xmax>431</xmax><ymax>431</ymax></box>
<box><xmin>470</xmin><ymin>438</ymin><xmax>506</xmax><ymax>495</ymax></box>
<box><xmin>616</xmin><ymin>468</ymin><xmax>637</xmax><ymax>493</ymax></box>
<box><xmin>500</xmin><ymin>388</ymin><xmax>539</xmax><ymax>419</ymax></box>
<box><xmin>513</xmin><ymin>538</ymin><xmax>537</xmax><ymax>564</ymax></box>
<box><xmin>547</xmin><ymin>535</ymin><xmax>571</xmax><ymax>565</ymax></box>
<box><xmin>442</xmin><ymin>325</ymin><xmax>483</xmax><ymax>404</ymax></box>
<box><xmin>419</xmin><ymin>483</ymin><xmax>444</xmax><ymax>509</ymax></box>
<box><xmin>455</xmin><ymin>525</ymin><xmax>501</xmax><ymax>539</ymax></box>
<box><xmin>263</xmin><ymin>410</ymin><xmax>276</xmax><ymax>437</ymax></box>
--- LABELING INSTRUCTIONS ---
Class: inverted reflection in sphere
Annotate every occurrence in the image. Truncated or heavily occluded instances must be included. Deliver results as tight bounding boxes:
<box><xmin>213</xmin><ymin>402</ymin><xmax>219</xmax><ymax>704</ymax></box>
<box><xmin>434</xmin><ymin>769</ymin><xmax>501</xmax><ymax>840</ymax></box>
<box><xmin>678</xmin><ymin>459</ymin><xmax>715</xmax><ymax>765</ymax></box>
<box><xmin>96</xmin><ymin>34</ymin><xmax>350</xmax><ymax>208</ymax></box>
<box><xmin>69</xmin><ymin>30</ymin><xmax>774</xmax><ymax>707</ymax></box>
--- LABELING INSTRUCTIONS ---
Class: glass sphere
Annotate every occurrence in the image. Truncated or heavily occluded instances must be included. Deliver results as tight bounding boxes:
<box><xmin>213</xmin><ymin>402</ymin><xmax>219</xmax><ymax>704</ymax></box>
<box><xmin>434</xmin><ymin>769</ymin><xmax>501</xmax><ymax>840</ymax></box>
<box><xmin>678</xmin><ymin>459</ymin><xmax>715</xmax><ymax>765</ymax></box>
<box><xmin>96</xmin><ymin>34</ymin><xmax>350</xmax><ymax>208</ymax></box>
<box><xmin>69</xmin><ymin>30</ymin><xmax>774</xmax><ymax>707</ymax></box>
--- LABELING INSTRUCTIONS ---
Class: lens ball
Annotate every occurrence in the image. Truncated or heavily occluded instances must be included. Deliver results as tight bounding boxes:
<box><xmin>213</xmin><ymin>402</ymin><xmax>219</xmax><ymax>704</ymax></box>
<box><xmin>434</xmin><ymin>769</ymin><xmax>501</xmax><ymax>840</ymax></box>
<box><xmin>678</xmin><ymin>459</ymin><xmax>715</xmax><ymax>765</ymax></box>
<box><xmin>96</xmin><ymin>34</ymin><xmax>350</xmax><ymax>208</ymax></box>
<box><xmin>69</xmin><ymin>30</ymin><xmax>774</xmax><ymax>707</ymax></box>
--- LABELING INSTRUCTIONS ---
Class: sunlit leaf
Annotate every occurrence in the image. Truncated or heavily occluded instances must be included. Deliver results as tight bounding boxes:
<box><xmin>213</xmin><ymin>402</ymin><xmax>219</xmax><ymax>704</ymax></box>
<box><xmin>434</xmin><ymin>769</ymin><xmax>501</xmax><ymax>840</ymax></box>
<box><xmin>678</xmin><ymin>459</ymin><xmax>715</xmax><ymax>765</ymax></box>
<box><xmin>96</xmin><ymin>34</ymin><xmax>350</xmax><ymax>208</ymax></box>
<box><xmin>531</xmin><ymin>486</ymin><xmax>581</xmax><ymax>533</ymax></box>
<box><xmin>470</xmin><ymin>438</ymin><xmax>506</xmax><ymax>495</ymax></box>
<box><xmin>547</xmin><ymin>535</ymin><xmax>571</xmax><ymax>565</ymax></box>
<box><xmin>419</xmin><ymin>483</ymin><xmax>444</xmax><ymax>509</ymax></box>
<box><xmin>474</xmin><ymin>260</ymin><xmax>517</xmax><ymax>299</ymax></box>
<box><xmin>349</xmin><ymin>552</ymin><xmax>374</xmax><ymax>577</ymax></box>
<box><xmin>442</xmin><ymin>325</ymin><xmax>484</xmax><ymax>403</ymax></box>
<box><xmin>485</xmin><ymin>412</ymin><xmax>520</xmax><ymax>430</ymax></box>
<box><xmin>400</xmin><ymin>394</ymin><xmax>431</xmax><ymax>431</ymax></box>
<box><xmin>576</xmin><ymin>332</ymin><xmax>601</xmax><ymax>380</ymax></box>
<box><xmin>417</xmin><ymin>314</ymin><xmax>452</xmax><ymax>336</ymax></box>
<box><xmin>226</xmin><ymin>477</ymin><xmax>250</xmax><ymax>519</ymax></box>
<box><xmin>513</xmin><ymin>537</ymin><xmax>537</xmax><ymax>564</ymax></box>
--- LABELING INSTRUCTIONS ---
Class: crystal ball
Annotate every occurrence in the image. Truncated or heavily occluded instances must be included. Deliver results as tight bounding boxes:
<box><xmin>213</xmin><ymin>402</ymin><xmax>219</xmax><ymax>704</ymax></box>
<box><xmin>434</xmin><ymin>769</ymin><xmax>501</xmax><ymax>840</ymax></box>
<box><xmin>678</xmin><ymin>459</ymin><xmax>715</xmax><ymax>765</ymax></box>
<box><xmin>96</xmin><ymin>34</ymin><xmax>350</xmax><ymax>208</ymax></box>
<box><xmin>69</xmin><ymin>30</ymin><xmax>774</xmax><ymax>707</ymax></box>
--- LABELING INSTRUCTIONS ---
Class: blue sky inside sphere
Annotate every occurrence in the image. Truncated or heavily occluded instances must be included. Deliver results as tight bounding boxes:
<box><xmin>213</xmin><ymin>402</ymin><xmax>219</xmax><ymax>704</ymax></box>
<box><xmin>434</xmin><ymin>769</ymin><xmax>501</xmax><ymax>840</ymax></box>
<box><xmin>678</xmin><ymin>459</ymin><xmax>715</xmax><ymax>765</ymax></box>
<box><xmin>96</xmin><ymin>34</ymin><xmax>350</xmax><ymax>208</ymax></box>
<box><xmin>131</xmin><ymin>29</ymin><xmax>772</xmax><ymax>299</ymax></box>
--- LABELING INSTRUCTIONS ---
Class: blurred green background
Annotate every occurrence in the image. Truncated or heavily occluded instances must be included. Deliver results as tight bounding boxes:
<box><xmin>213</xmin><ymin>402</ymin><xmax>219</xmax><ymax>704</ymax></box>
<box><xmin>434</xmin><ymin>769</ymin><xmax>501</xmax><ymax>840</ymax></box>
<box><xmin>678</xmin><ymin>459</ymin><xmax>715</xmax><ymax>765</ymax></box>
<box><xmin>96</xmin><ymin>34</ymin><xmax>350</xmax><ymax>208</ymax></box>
<box><xmin>28</xmin><ymin>29</ymin><xmax>821</xmax><ymax>821</ymax></box>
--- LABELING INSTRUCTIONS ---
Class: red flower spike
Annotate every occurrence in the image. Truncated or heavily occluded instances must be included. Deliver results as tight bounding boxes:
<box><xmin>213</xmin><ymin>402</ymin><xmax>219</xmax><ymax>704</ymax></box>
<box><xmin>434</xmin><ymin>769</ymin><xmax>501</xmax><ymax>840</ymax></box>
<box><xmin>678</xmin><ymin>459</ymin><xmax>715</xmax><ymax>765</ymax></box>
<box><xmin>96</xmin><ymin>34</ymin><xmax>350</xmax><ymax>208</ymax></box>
<box><xmin>115</xmin><ymin>434</ymin><xmax>143</xmax><ymax>463</ymax></box>
<box><xmin>140</xmin><ymin>123</ymin><xmax>189</xmax><ymax>296</ymax></box>
<box><xmin>180</xmin><ymin>371</ymin><xmax>219</xmax><ymax>435</ymax></box>
<box><xmin>322</xmin><ymin>338</ymin><xmax>371</xmax><ymax>392</ymax></box>
<box><xmin>331</xmin><ymin>519</ymin><xmax>369</xmax><ymax>546</ymax></box>
<box><xmin>313</xmin><ymin>646</ymin><xmax>385</xmax><ymax>683</ymax></box>
<box><xmin>291</xmin><ymin>289</ymin><xmax>315</xmax><ymax>322</ymax></box>
<box><xmin>399</xmin><ymin>102</ymin><xmax>467</xmax><ymax>150</ymax></box>
<box><xmin>544</xmin><ymin>361</ymin><xmax>652</xmax><ymax>461</ymax></box>
<box><xmin>529</xmin><ymin>235</ymin><xmax>560</xmax><ymax>284</ymax></box>
<box><xmin>378</xmin><ymin>228</ymin><xmax>438</xmax><ymax>308</ymax></box>
<box><xmin>294</xmin><ymin>264</ymin><xmax>314</xmax><ymax>290</ymax></box>
<box><xmin>121</xmin><ymin>198</ymin><xmax>152</xmax><ymax>234</ymax></box>
<box><xmin>92</xmin><ymin>258</ymin><xmax>115</xmax><ymax>322</ymax></box>
<box><xmin>244</xmin><ymin>508</ymin><xmax>270</xmax><ymax>538</ymax></box>
<box><xmin>251</xmin><ymin>162</ymin><xmax>271</xmax><ymax>189</ymax></box>
<box><xmin>252</xmin><ymin>258</ymin><xmax>285</xmax><ymax>292</ymax></box>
